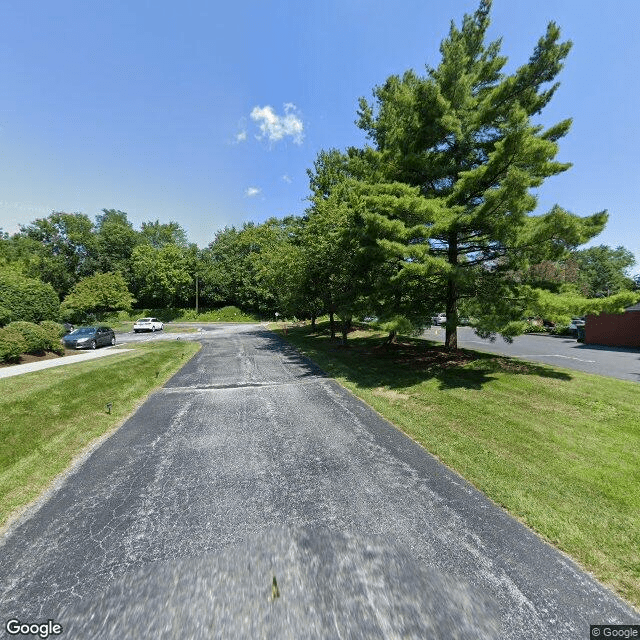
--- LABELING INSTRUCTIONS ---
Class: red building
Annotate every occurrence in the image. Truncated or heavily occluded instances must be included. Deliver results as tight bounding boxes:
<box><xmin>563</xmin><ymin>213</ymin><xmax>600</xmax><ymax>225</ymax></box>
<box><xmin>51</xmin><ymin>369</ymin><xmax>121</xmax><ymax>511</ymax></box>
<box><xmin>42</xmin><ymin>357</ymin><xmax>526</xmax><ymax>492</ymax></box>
<box><xmin>585</xmin><ymin>302</ymin><xmax>640</xmax><ymax>348</ymax></box>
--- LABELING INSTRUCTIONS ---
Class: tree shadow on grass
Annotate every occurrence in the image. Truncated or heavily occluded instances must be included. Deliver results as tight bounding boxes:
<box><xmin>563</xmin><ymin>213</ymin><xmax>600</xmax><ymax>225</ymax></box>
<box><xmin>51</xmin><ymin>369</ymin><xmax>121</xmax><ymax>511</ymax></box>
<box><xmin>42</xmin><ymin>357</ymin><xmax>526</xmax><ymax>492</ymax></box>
<box><xmin>274</xmin><ymin>324</ymin><xmax>573</xmax><ymax>391</ymax></box>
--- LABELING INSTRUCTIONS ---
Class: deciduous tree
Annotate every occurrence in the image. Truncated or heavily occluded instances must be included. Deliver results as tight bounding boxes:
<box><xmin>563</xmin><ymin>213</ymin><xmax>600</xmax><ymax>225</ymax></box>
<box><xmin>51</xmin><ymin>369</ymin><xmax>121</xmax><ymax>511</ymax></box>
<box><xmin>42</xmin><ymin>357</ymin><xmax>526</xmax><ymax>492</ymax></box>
<box><xmin>94</xmin><ymin>209</ymin><xmax>140</xmax><ymax>280</ymax></box>
<box><xmin>60</xmin><ymin>272</ymin><xmax>134</xmax><ymax>321</ymax></box>
<box><xmin>130</xmin><ymin>244</ymin><xmax>193</xmax><ymax>308</ymax></box>
<box><xmin>572</xmin><ymin>245</ymin><xmax>636</xmax><ymax>297</ymax></box>
<box><xmin>19</xmin><ymin>212</ymin><xmax>98</xmax><ymax>296</ymax></box>
<box><xmin>140</xmin><ymin>220</ymin><xmax>188</xmax><ymax>248</ymax></box>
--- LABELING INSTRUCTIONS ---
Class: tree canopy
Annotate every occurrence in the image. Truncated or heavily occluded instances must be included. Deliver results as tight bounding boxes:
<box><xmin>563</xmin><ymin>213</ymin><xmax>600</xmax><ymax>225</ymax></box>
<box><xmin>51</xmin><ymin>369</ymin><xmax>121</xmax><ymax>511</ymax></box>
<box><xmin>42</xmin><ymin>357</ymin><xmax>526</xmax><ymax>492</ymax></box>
<box><xmin>0</xmin><ymin>1</ymin><xmax>637</xmax><ymax>335</ymax></box>
<box><xmin>61</xmin><ymin>272</ymin><xmax>135</xmax><ymax>322</ymax></box>
<box><xmin>572</xmin><ymin>245</ymin><xmax>636</xmax><ymax>297</ymax></box>
<box><xmin>353</xmin><ymin>0</ymin><xmax>607</xmax><ymax>347</ymax></box>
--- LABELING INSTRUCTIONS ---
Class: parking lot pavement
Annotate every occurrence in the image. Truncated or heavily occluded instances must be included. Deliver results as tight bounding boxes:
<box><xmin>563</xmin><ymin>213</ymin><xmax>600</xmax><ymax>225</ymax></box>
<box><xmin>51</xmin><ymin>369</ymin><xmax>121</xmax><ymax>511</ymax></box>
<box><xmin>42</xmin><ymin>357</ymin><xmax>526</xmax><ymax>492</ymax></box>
<box><xmin>423</xmin><ymin>326</ymin><xmax>640</xmax><ymax>382</ymax></box>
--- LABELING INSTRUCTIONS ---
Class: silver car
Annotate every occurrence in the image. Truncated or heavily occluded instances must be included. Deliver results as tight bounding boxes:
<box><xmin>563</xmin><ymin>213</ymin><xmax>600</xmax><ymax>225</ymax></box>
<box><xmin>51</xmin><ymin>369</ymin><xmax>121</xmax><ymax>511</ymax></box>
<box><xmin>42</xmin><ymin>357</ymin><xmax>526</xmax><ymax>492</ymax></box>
<box><xmin>62</xmin><ymin>326</ymin><xmax>116</xmax><ymax>350</ymax></box>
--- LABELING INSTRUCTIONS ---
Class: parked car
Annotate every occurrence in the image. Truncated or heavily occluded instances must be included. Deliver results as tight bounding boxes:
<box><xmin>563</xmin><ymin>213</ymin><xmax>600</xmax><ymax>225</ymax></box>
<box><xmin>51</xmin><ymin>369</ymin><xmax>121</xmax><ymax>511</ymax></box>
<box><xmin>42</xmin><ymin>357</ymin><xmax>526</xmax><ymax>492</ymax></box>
<box><xmin>63</xmin><ymin>326</ymin><xmax>116</xmax><ymax>350</ymax></box>
<box><xmin>133</xmin><ymin>317</ymin><xmax>164</xmax><ymax>333</ymax></box>
<box><xmin>568</xmin><ymin>317</ymin><xmax>586</xmax><ymax>337</ymax></box>
<box><xmin>569</xmin><ymin>317</ymin><xmax>585</xmax><ymax>329</ymax></box>
<box><xmin>432</xmin><ymin>313</ymin><xmax>447</xmax><ymax>326</ymax></box>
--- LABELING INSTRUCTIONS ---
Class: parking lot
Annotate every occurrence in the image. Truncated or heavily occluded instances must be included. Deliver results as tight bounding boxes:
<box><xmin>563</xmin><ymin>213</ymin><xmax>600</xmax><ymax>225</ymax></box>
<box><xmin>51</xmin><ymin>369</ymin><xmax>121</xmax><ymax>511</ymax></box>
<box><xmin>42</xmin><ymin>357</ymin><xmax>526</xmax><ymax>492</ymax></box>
<box><xmin>113</xmin><ymin>324</ymin><xmax>203</xmax><ymax>346</ymax></box>
<box><xmin>423</xmin><ymin>326</ymin><xmax>640</xmax><ymax>382</ymax></box>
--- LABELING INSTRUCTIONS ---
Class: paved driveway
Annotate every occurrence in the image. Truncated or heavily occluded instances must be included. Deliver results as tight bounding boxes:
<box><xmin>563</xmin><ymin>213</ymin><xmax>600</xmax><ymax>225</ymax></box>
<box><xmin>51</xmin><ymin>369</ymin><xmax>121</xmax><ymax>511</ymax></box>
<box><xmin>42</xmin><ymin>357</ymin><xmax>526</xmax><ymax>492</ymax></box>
<box><xmin>424</xmin><ymin>326</ymin><xmax>640</xmax><ymax>382</ymax></box>
<box><xmin>1</xmin><ymin>325</ymin><xmax>637</xmax><ymax>638</ymax></box>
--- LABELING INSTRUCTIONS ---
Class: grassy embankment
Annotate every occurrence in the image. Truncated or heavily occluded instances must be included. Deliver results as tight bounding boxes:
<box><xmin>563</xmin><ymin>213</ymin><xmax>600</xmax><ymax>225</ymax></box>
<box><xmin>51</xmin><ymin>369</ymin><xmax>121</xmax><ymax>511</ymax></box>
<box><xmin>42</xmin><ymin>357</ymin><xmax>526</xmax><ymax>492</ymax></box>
<box><xmin>105</xmin><ymin>305</ymin><xmax>261</xmax><ymax>332</ymax></box>
<box><xmin>0</xmin><ymin>340</ymin><xmax>200</xmax><ymax>531</ymax></box>
<box><xmin>273</xmin><ymin>321</ymin><xmax>640</xmax><ymax>609</ymax></box>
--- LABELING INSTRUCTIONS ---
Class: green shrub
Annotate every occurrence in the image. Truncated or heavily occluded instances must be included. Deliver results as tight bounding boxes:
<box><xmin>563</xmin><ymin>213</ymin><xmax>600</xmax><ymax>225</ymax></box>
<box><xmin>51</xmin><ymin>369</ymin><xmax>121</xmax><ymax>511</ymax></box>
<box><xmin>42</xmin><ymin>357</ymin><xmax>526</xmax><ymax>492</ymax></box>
<box><xmin>125</xmin><ymin>306</ymin><xmax>260</xmax><ymax>323</ymax></box>
<box><xmin>0</xmin><ymin>306</ymin><xmax>11</xmax><ymax>326</ymax></box>
<box><xmin>550</xmin><ymin>323</ymin><xmax>574</xmax><ymax>336</ymax></box>
<box><xmin>0</xmin><ymin>272</ymin><xmax>60</xmax><ymax>326</ymax></box>
<box><xmin>39</xmin><ymin>321</ymin><xmax>66</xmax><ymax>339</ymax></box>
<box><xmin>0</xmin><ymin>326</ymin><xmax>27</xmax><ymax>363</ymax></box>
<box><xmin>180</xmin><ymin>309</ymin><xmax>198</xmax><ymax>320</ymax></box>
<box><xmin>523</xmin><ymin>321</ymin><xmax>548</xmax><ymax>333</ymax></box>
<box><xmin>196</xmin><ymin>306</ymin><xmax>259</xmax><ymax>322</ymax></box>
<box><xmin>7</xmin><ymin>321</ymin><xmax>52</xmax><ymax>355</ymax></box>
<box><xmin>39</xmin><ymin>321</ymin><xmax>66</xmax><ymax>354</ymax></box>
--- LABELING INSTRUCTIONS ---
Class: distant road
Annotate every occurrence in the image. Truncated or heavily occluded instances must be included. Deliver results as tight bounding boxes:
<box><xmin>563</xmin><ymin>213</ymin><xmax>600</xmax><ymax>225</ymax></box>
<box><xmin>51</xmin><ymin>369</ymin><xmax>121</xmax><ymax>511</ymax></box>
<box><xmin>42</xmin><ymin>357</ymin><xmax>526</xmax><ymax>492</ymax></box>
<box><xmin>423</xmin><ymin>326</ymin><xmax>640</xmax><ymax>382</ymax></box>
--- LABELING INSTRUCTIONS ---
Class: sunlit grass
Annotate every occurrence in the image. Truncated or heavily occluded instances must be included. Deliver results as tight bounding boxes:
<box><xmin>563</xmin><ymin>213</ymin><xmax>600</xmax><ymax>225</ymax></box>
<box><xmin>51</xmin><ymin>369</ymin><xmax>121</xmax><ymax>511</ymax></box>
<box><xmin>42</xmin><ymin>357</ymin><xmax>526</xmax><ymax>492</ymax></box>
<box><xmin>274</xmin><ymin>321</ymin><xmax>640</xmax><ymax>608</ymax></box>
<box><xmin>0</xmin><ymin>340</ymin><xmax>200</xmax><ymax>531</ymax></box>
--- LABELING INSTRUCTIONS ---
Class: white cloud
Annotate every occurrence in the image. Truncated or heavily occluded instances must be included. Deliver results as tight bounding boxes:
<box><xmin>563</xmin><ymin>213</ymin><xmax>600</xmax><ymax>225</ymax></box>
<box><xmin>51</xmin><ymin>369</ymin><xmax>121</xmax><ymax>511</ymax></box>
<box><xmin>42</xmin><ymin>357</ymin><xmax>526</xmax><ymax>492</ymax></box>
<box><xmin>282</xmin><ymin>174</ymin><xmax>292</xmax><ymax>183</ymax></box>
<box><xmin>236</xmin><ymin>130</ymin><xmax>247</xmax><ymax>142</ymax></box>
<box><xmin>250</xmin><ymin>103</ymin><xmax>304</xmax><ymax>145</ymax></box>
<box><xmin>245</xmin><ymin>187</ymin><xmax>261</xmax><ymax>197</ymax></box>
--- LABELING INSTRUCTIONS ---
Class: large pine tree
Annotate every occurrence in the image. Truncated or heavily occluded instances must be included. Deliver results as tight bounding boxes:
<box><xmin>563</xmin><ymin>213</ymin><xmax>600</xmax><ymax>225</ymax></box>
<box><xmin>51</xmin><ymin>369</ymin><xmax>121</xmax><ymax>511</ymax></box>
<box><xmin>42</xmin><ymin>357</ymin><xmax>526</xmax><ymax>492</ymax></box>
<box><xmin>357</xmin><ymin>0</ymin><xmax>607</xmax><ymax>348</ymax></box>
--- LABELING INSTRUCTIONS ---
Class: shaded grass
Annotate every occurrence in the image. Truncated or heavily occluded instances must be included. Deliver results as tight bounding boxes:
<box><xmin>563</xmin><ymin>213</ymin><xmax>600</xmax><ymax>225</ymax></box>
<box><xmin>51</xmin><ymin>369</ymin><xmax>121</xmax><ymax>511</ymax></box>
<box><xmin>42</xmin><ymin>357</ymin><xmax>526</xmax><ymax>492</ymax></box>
<box><xmin>273</xmin><ymin>321</ymin><xmax>640</xmax><ymax>608</ymax></box>
<box><xmin>0</xmin><ymin>340</ymin><xmax>200</xmax><ymax>530</ymax></box>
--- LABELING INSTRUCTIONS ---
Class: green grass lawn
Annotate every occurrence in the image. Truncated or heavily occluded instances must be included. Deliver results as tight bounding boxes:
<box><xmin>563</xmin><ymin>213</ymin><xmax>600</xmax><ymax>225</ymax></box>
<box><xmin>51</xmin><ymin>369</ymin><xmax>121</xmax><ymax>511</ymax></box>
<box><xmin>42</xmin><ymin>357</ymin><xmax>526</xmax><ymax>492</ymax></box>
<box><xmin>0</xmin><ymin>340</ymin><xmax>200</xmax><ymax>532</ymax></box>
<box><xmin>272</xmin><ymin>321</ymin><xmax>640</xmax><ymax>609</ymax></box>
<box><xmin>104</xmin><ymin>305</ymin><xmax>262</xmax><ymax>327</ymax></box>
<box><xmin>106</xmin><ymin>321</ymin><xmax>200</xmax><ymax>333</ymax></box>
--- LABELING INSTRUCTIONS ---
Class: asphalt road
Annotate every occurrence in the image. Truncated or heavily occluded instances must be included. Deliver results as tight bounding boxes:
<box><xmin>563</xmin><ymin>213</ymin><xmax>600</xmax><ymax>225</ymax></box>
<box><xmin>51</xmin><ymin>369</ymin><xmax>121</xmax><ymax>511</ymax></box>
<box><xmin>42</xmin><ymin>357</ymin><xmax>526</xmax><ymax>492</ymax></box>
<box><xmin>1</xmin><ymin>325</ymin><xmax>638</xmax><ymax>639</ymax></box>
<box><xmin>424</xmin><ymin>326</ymin><xmax>640</xmax><ymax>382</ymax></box>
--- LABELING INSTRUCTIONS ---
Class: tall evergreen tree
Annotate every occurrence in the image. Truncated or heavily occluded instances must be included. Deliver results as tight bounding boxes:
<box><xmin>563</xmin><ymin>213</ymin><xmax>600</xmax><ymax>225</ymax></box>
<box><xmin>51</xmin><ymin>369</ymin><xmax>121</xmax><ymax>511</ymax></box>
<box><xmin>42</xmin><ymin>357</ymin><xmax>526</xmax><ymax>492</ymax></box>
<box><xmin>357</xmin><ymin>0</ymin><xmax>607</xmax><ymax>348</ymax></box>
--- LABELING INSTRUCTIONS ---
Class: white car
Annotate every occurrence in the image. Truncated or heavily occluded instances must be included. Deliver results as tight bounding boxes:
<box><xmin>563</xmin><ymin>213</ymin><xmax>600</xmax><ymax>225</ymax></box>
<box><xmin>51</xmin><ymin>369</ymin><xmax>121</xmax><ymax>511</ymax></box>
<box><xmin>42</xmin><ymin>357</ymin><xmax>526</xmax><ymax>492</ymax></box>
<box><xmin>432</xmin><ymin>313</ymin><xmax>447</xmax><ymax>326</ymax></box>
<box><xmin>133</xmin><ymin>317</ymin><xmax>164</xmax><ymax>333</ymax></box>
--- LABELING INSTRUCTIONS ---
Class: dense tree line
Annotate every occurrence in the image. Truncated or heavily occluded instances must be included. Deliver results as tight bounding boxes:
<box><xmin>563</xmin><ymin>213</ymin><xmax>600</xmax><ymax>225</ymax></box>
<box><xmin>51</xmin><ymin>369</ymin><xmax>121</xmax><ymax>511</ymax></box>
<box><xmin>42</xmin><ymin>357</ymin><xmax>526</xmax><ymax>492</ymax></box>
<box><xmin>0</xmin><ymin>210</ymin><xmax>199</xmax><ymax>322</ymax></box>
<box><xmin>1</xmin><ymin>0</ymin><xmax>638</xmax><ymax>340</ymax></box>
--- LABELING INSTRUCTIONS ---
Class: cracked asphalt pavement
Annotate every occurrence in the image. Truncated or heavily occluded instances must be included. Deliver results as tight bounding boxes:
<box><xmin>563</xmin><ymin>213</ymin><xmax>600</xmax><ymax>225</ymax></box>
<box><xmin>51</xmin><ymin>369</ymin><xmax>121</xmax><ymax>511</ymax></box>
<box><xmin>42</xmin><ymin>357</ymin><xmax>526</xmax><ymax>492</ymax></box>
<box><xmin>1</xmin><ymin>324</ymin><xmax>638</xmax><ymax>638</ymax></box>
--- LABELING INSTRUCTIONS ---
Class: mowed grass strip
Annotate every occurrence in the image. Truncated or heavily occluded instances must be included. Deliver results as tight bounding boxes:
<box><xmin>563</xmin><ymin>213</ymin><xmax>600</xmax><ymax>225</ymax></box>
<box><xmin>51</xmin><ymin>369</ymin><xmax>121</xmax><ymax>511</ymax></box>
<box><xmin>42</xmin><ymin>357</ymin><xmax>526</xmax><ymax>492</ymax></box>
<box><xmin>0</xmin><ymin>340</ymin><xmax>200</xmax><ymax>530</ymax></box>
<box><xmin>274</xmin><ymin>322</ymin><xmax>640</xmax><ymax>608</ymax></box>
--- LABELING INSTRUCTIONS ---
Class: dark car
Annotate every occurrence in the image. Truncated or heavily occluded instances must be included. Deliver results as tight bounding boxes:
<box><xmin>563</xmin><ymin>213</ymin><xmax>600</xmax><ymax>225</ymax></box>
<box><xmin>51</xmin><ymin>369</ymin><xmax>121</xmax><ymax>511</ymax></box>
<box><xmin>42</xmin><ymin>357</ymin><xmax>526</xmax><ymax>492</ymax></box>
<box><xmin>62</xmin><ymin>326</ymin><xmax>116</xmax><ymax>350</ymax></box>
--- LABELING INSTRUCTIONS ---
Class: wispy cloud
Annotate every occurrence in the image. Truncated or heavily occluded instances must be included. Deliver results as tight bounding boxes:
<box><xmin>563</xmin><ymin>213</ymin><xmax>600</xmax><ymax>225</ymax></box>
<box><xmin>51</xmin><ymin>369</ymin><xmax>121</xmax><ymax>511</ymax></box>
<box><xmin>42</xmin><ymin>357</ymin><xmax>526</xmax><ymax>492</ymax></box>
<box><xmin>282</xmin><ymin>174</ymin><xmax>292</xmax><ymax>183</ymax></box>
<box><xmin>235</xmin><ymin>130</ymin><xmax>247</xmax><ymax>143</ymax></box>
<box><xmin>250</xmin><ymin>103</ymin><xmax>304</xmax><ymax>145</ymax></box>
<box><xmin>245</xmin><ymin>187</ymin><xmax>261</xmax><ymax>198</ymax></box>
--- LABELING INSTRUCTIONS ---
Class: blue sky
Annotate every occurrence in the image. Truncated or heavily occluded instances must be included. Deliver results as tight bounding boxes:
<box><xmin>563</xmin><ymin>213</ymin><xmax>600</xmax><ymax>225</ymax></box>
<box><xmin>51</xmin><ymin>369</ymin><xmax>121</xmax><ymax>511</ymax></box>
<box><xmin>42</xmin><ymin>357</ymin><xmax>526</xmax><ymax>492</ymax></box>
<box><xmin>0</xmin><ymin>1</ymin><xmax>638</xmax><ymax>274</ymax></box>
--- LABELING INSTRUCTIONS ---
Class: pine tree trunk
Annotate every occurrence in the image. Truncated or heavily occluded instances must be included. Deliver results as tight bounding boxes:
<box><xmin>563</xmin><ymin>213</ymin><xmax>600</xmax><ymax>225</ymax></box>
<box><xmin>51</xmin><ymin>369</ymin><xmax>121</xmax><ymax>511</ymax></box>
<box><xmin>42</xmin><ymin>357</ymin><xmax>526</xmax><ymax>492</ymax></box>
<box><xmin>445</xmin><ymin>233</ymin><xmax>459</xmax><ymax>350</ymax></box>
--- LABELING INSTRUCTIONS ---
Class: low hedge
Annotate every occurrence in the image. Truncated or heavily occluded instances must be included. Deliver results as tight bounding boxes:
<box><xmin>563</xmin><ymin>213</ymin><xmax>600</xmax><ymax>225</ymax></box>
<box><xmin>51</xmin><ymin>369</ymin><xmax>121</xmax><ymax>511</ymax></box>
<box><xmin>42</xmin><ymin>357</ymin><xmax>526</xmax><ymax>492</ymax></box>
<box><xmin>0</xmin><ymin>326</ymin><xmax>28</xmax><ymax>363</ymax></box>
<box><xmin>523</xmin><ymin>321</ymin><xmax>548</xmax><ymax>334</ymax></box>
<box><xmin>550</xmin><ymin>323</ymin><xmax>575</xmax><ymax>336</ymax></box>
<box><xmin>39</xmin><ymin>321</ymin><xmax>67</xmax><ymax>340</ymax></box>
<box><xmin>0</xmin><ymin>271</ymin><xmax>60</xmax><ymax>325</ymax></box>
<box><xmin>4</xmin><ymin>321</ymin><xmax>64</xmax><ymax>357</ymax></box>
